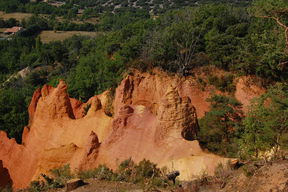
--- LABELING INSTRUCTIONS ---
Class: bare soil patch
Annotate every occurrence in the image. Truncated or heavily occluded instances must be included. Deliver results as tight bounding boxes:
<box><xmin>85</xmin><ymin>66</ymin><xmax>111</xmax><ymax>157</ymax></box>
<box><xmin>0</xmin><ymin>11</ymin><xmax>32</xmax><ymax>21</ymax></box>
<box><xmin>55</xmin><ymin>179</ymin><xmax>143</xmax><ymax>192</ymax></box>
<box><xmin>39</xmin><ymin>31</ymin><xmax>99</xmax><ymax>43</ymax></box>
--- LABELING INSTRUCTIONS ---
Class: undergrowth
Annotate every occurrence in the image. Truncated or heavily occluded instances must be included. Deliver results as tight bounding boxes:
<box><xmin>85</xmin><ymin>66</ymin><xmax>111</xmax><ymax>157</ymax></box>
<box><xmin>28</xmin><ymin>164</ymin><xmax>74</xmax><ymax>192</ymax></box>
<box><xmin>28</xmin><ymin>159</ymin><xmax>174</xmax><ymax>192</ymax></box>
<box><xmin>78</xmin><ymin>158</ymin><xmax>172</xmax><ymax>188</ymax></box>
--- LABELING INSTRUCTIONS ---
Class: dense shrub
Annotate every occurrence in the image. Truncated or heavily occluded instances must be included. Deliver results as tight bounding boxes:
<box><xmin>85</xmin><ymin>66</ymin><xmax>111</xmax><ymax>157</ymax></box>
<box><xmin>78</xmin><ymin>158</ymin><xmax>170</xmax><ymax>188</ymax></box>
<box><xmin>78</xmin><ymin>165</ymin><xmax>114</xmax><ymax>180</ymax></box>
<box><xmin>199</xmin><ymin>95</ymin><xmax>243</xmax><ymax>157</ymax></box>
<box><xmin>239</xmin><ymin>83</ymin><xmax>288</xmax><ymax>159</ymax></box>
<box><xmin>50</xmin><ymin>164</ymin><xmax>74</xmax><ymax>186</ymax></box>
<box><xmin>29</xmin><ymin>165</ymin><xmax>73</xmax><ymax>192</ymax></box>
<box><xmin>207</xmin><ymin>74</ymin><xmax>235</xmax><ymax>92</ymax></box>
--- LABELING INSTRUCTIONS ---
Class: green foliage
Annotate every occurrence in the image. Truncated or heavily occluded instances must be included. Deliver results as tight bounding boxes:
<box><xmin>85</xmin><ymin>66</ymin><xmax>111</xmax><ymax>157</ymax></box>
<box><xmin>239</xmin><ymin>83</ymin><xmax>288</xmax><ymax>159</ymax></box>
<box><xmin>66</xmin><ymin>49</ymin><xmax>124</xmax><ymax>101</ymax></box>
<box><xmin>20</xmin><ymin>14</ymin><xmax>98</xmax><ymax>32</ymax></box>
<box><xmin>78</xmin><ymin>164</ymin><xmax>114</xmax><ymax>180</ymax></box>
<box><xmin>50</xmin><ymin>164</ymin><xmax>74</xmax><ymax>186</ymax></box>
<box><xmin>199</xmin><ymin>95</ymin><xmax>243</xmax><ymax>157</ymax></box>
<box><xmin>0</xmin><ymin>37</ymin><xmax>35</xmax><ymax>73</ymax></box>
<box><xmin>236</xmin><ymin>0</ymin><xmax>288</xmax><ymax>80</ymax></box>
<box><xmin>0</xmin><ymin>0</ymin><xmax>27</xmax><ymax>13</ymax></box>
<box><xmin>142</xmin><ymin>4</ymin><xmax>250</xmax><ymax>74</ymax></box>
<box><xmin>29</xmin><ymin>165</ymin><xmax>73</xmax><ymax>192</ymax></box>
<box><xmin>78</xmin><ymin>158</ymin><xmax>169</xmax><ymax>188</ymax></box>
<box><xmin>0</xmin><ymin>86</ymin><xmax>33</xmax><ymax>143</ymax></box>
<box><xmin>114</xmin><ymin>158</ymin><xmax>167</xmax><ymax>187</ymax></box>
<box><xmin>0</xmin><ymin>18</ymin><xmax>19</xmax><ymax>28</ymax></box>
<box><xmin>133</xmin><ymin>159</ymin><xmax>161</xmax><ymax>183</ymax></box>
<box><xmin>99</xmin><ymin>8</ymin><xmax>150</xmax><ymax>31</ymax></box>
<box><xmin>29</xmin><ymin>180</ymin><xmax>45</xmax><ymax>192</ymax></box>
<box><xmin>207</xmin><ymin>74</ymin><xmax>235</xmax><ymax>92</ymax></box>
<box><xmin>251</xmin><ymin>0</ymin><xmax>288</xmax><ymax>20</ymax></box>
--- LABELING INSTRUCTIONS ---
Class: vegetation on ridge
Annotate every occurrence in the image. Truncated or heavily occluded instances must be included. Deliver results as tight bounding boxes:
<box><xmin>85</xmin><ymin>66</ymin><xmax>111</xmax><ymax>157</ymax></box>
<box><xmin>28</xmin><ymin>159</ymin><xmax>173</xmax><ymax>192</ymax></box>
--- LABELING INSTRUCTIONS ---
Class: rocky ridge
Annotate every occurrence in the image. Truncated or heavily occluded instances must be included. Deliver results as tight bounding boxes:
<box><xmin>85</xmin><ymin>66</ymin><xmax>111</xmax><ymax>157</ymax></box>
<box><xmin>0</xmin><ymin>70</ymin><xmax>265</xmax><ymax>189</ymax></box>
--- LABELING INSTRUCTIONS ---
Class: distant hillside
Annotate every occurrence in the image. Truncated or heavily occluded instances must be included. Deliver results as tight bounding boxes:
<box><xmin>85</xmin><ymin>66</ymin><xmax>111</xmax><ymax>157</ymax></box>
<box><xmin>0</xmin><ymin>0</ymin><xmax>252</xmax><ymax>18</ymax></box>
<box><xmin>73</xmin><ymin>0</ymin><xmax>252</xmax><ymax>14</ymax></box>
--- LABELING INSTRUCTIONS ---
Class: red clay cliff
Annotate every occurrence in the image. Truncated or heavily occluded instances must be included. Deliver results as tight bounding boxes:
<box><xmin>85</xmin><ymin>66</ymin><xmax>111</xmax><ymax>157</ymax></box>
<box><xmin>0</xmin><ymin>69</ymin><xmax>265</xmax><ymax>189</ymax></box>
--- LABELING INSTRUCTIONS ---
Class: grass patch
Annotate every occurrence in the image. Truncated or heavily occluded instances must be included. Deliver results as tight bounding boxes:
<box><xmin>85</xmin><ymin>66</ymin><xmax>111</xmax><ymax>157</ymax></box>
<box><xmin>0</xmin><ymin>11</ymin><xmax>32</xmax><ymax>21</ymax></box>
<box><xmin>39</xmin><ymin>31</ymin><xmax>99</xmax><ymax>43</ymax></box>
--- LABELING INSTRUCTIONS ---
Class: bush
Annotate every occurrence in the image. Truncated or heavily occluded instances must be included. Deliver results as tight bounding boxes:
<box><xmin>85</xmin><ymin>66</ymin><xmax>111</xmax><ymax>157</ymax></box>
<box><xmin>29</xmin><ymin>180</ymin><xmax>45</xmax><ymax>192</ymax></box>
<box><xmin>78</xmin><ymin>158</ymin><xmax>170</xmax><ymax>188</ymax></box>
<box><xmin>29</xmin><ymin>164</ymin><xmax>74</xmax><ymax>192</ymax></box>
<box><xmin>198</xmin><ymin>95</ymin><xmax>243</xmax><ymax>157</ymax></box>
<box><xmin>50</xmin><ymin>164</ymin><xmax>74</xmax><ymax>186</ymax></box>
<box><xmin>207</xmin><ymin>74</ymin><xmax>235</xmax><ymax>92</ymax></box>
<box><xmin>29</xmin><ymin>175</ymin><xmax>61</xmax><ymax>192</ymax></box>
<box><xmin>115</xmin><ymin>158</ymin><xmax>168</xmax><ymax>187</ymax></box>
<box><xmin>134</xmin><ymin>159</ymin><xmax>160</xmax><ymax>181</ymax></box>
<box><xmin>214</xmin><ymin>163</ymin><xmax>233</xmax><ymax>186</ymax></box>
<box><xmin>114</xmin><ymin>158</ymin><xmax>135</xmax><ymax>182</ymax></box>
<box><xmin>78</xmin><ymin>165</ymin><xmax>114</xmax><ymax>180</ymax></box>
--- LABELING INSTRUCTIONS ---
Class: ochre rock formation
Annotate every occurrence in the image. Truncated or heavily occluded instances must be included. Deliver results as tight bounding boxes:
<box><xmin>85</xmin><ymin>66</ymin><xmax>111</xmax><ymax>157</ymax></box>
<box><xmin>0</xmin><ymin>70</ymin><xmax>264</xmax><ymax>189</ymax></box>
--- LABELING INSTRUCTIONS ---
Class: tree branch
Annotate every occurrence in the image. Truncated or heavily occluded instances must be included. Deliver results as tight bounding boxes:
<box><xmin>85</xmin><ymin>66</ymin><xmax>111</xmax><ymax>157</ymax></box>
<box><xmin>278</xmin><ymin>60</ymin><xmax>288</xmax><ymax>70</ymax></box>
<box><xmin>259</xmin><ymin>15</ymin><xmax>288</xmax><ymax>50</ymax></box>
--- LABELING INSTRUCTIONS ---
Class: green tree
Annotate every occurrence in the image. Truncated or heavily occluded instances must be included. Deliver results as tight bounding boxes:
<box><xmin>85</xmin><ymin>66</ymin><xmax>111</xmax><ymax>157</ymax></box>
<box><xmin>199</xmin><ymin>95</ymin><xmax>243</xmax><ymax>157</ymax></box>
<box><xmin>0</xmin><ymin>86</ymin><xmax>33</xmax><ymax>143</ymax></box>
<box><xmin>239</xmin><ymin>83</ymin><xmax>288</xmax><ymax>159</ymax></box>
<box><xmin>239</xmin><ymin>0</ymin><xmax>288</xmax><ymax>80</ymax></box>
<box><xmin>251</xmin><ymin>0</ymin><xmax>288</xmax><ymax>50</ymax></box>
<box><xmin>143</xmin><ymin>5</ymin><xmax>250</xmax><ymax>74</ymax></box>
<box><xmin>67</xmin><ymin>51</ymin><xmax>124</xmax><ymax>101</ymax></box>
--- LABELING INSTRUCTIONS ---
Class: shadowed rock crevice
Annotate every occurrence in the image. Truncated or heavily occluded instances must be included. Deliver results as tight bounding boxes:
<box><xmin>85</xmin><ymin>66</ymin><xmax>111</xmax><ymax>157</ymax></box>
<box><xmin>0</xmin><ymin>160</ymin><xmax>13</xmax><ymax>188</ymax></box>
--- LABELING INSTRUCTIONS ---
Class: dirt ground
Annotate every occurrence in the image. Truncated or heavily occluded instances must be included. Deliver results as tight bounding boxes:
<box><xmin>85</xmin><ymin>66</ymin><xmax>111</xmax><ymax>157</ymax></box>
<box><xmin>55</xmin><ymin>179</ymin><xmax>158</xmax><ymax>192</ymax></box>
<box><xmin>0</xmin><ymin>11</ymin><xmax>32</xmax><ymax>21</ymax></box>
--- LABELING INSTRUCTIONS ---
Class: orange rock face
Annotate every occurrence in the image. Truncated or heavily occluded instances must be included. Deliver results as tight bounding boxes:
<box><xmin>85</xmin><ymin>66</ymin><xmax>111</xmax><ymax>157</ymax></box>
<box><xmin>0</xmin><ymin>70</ymin><xmax>265</xmax><ymax>189</ymax></box>
<box><xmin>235</xmin><ymin>76</ymin><xmax>266</xmax><ymax>113</ymax></box>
